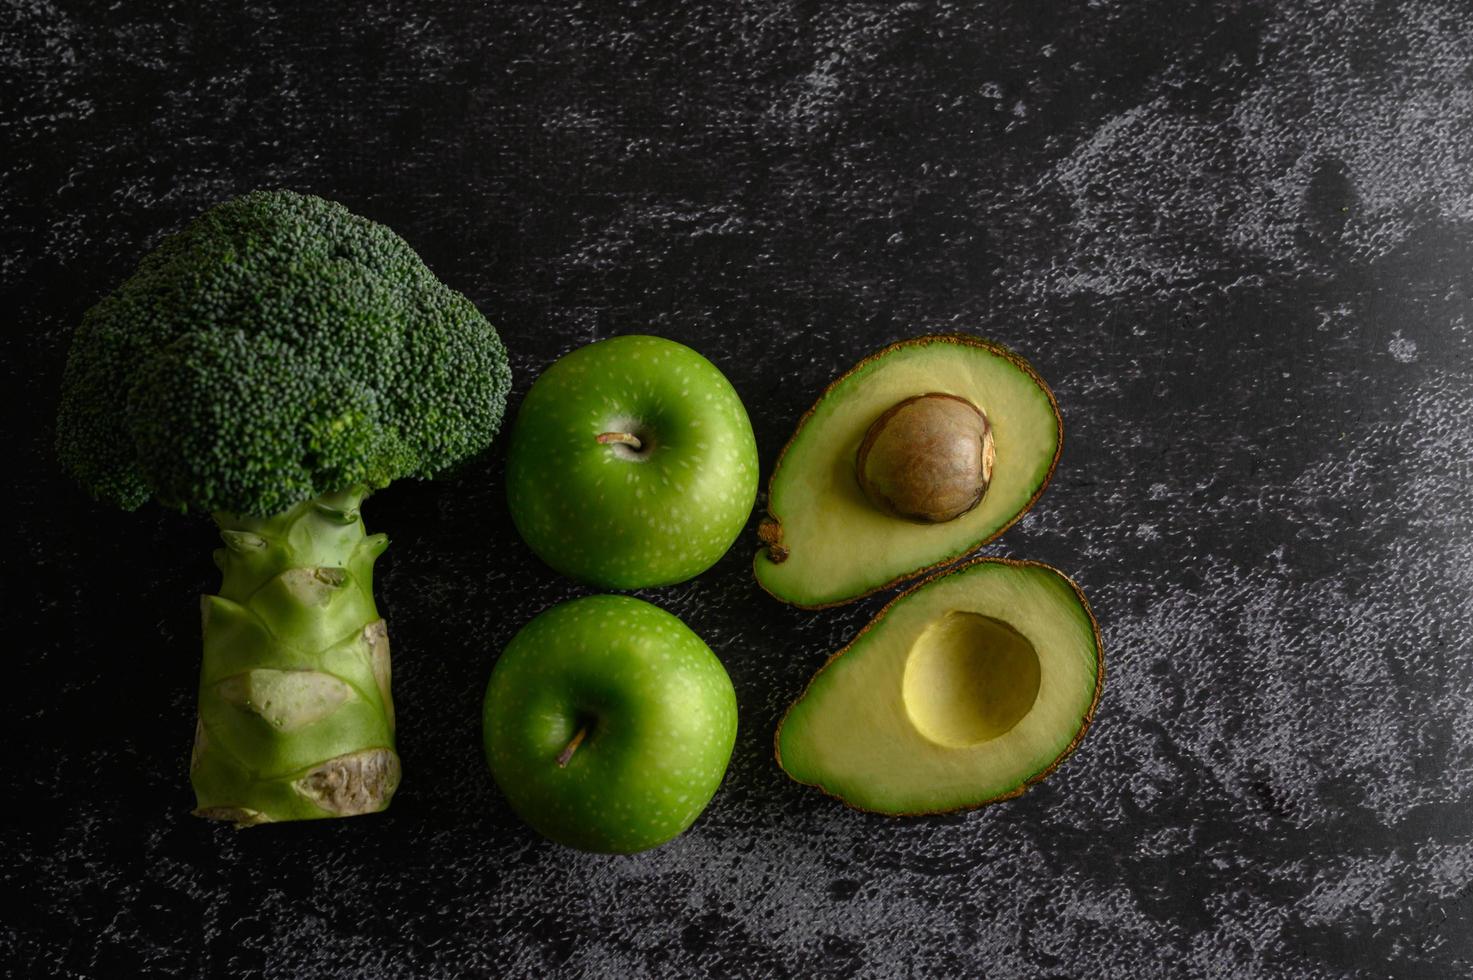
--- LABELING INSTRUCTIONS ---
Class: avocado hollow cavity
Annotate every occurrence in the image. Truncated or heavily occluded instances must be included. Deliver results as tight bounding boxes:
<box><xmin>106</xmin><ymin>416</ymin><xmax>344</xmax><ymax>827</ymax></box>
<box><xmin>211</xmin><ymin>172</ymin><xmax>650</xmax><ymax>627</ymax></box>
<box><xmin>856</xmin><ymin>393</ymin><xmax>995</xmax><ymax>523</ymax></box>
<box><xmin>902</xmin><ymin>611</ymin><xmax>1040</xmax><ymax>747</ymax></box>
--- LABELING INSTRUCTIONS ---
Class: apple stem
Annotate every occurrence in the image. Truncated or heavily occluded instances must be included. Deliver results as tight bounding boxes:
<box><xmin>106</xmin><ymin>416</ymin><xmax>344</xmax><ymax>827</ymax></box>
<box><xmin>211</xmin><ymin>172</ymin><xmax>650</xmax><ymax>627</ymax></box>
<box><xmin>556</xmin><ymin>725</ymin><xmax>589</xmax><ymax>768</ymax></box>
<box><xmin>596</xmin><ymin>431</ymin><xmax>642</xmax><ymax>450</ymax></box>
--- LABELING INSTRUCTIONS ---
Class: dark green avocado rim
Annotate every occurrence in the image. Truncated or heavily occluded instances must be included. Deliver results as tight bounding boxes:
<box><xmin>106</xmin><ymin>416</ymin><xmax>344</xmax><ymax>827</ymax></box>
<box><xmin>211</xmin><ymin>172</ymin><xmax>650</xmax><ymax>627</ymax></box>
<box><xmin>773</xmin><ymin>556</ymin><xmax>1105</xmax><ymax>816</ymax></box>
<box><xmin>752</xmin><ymin>333</ymin><xmax>1064</xmax><ymax>609</ymax></box>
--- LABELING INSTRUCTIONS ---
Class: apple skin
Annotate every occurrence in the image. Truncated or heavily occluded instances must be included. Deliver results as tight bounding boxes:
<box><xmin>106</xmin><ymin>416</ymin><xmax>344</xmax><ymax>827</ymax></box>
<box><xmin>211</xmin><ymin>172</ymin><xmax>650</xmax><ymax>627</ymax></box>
<box><xmin>505</xmin><ymin>335</ymin><xmax>758</xmax><ymax>589</ymax></box>
<box><xmin>482</xmin><ymin>595</ymin><xmax>738</xmax><ymax>854</ymax></box>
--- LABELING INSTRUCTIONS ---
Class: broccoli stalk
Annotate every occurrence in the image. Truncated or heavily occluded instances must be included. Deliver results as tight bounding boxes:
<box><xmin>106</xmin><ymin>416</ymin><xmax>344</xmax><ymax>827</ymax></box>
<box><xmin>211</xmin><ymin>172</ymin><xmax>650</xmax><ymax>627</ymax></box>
<box><xmin>191</xmin><ymin>486</ymin><xmax>395</xmax><ymax>826</ymax></box>
<box><xmin>56</xmin><ymin>191</ymin><xmax>511</xmax><ymax>827</ymax></box>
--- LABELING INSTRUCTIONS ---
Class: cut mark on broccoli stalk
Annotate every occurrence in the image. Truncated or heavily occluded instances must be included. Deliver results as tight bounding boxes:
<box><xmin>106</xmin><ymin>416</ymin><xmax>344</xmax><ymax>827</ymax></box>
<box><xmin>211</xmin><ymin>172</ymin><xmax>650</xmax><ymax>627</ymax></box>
<box><xmin>190</xmin><ymin>717</ymin><xmax>207</xmax><ymax>774</ymax></box>
<box><xmin>363</xmin><ymin>620</ymin><xmax>394</xmax><ymax>733</ymax></box>
<box><xmin>220</xmin><ymin>530</ymin><xmax>267</xmax><ymax>553</ymax></box>
<box><xmin>195</xmin><ymin>806</ymin><xmax>271</xmax><ymax>827</ymax></box>
<box><xmin>216</xmin><ymin>669</ymin><xmax>355</xmax><ymax>732</ymax></box>
<box><xmin>278</xmin><ymin>566</ymin><xmax>348</xmax><ymax>606</ymax></box>
<box><xmin>294</xmin><ymin>748</ymin><xmax>401</xmax><ymax>816</ymax></box>
<box><xmin>313</xmin><ymin>500</ymin><xmax>360</xmax><ymax>524</ymax></box>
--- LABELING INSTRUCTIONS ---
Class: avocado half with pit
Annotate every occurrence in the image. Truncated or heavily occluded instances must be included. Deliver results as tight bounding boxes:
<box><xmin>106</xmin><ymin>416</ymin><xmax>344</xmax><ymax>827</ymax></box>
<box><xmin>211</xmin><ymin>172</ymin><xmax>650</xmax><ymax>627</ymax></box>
<box><xmin>754</xmin><ymin>335</ymin><xmax>1061</xmax><ymax>608</ymax></box>
<box><xmin>776</xmin><ymin>558</ymin><xmax>1102</xmax><ymax>814</ymax></box>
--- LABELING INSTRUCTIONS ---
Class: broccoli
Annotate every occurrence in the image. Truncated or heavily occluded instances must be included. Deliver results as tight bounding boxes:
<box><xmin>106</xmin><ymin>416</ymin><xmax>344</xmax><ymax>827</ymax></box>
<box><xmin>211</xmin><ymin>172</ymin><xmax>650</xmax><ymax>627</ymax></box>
<box><xmin>56</xmin><ymin>190</ymin><xmax>512</xmax><ymax>827</ymax></box>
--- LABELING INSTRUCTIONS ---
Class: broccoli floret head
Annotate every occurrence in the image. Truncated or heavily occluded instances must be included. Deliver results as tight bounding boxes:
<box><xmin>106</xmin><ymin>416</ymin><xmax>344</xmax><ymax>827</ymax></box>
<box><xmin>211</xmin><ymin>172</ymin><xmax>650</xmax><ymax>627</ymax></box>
<box><xmin>56</xmin><ymin>190</ymin><xmax>512</xmax><ymax>517</ymax></box>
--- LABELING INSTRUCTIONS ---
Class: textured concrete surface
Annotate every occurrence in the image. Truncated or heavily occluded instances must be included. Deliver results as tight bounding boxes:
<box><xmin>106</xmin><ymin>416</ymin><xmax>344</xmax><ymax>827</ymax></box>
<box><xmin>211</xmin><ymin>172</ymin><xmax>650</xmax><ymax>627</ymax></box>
<box><xmin>4</xmin><ymin>1</ymin><xmax>1472</xmax><ymax>976</ymax></box>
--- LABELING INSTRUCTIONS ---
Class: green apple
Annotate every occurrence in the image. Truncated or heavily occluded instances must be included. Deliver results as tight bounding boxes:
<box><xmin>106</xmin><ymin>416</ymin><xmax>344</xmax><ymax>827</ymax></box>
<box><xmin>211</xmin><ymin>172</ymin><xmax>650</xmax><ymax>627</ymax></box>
<box><xmin>482</xmin><ymin>595</ymin><xmax>738</xmax><ymax>853</ymax></box>
<box><xmin>505</xmin><ymin>335</ymin><xmax>759</xmax><ymax>589</ymax></box>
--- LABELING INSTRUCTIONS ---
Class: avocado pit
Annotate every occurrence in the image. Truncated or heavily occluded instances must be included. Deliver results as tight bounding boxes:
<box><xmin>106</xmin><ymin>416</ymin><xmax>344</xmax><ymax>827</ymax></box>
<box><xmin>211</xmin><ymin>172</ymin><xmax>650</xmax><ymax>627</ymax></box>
<box><xmin>855</xmin><ymin>393</ymin><xmax>994</xmax><ymax>523</ymax></box>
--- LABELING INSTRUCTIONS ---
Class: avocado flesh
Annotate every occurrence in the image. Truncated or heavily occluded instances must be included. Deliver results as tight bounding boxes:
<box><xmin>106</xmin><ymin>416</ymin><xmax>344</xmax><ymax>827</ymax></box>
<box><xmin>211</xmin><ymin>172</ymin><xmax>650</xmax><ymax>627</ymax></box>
<box><xmin>755</xmin><ymin>336</ymin><xmax>1061</xmax><ymax>608</ymax></box>
<box><xmin>776</xmin><ymin>559</ymin><xmax>1101</xmax><ymax>814</ymax></box>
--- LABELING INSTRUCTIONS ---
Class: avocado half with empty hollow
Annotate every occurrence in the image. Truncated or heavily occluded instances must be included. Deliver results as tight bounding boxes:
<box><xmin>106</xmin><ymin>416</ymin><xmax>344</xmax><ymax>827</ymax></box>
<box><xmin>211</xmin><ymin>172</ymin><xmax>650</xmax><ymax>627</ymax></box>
<box><xmin>755</xmin><ymin>335</ymin><xmax>1061</xmax><ymax>608</ymax></box>
<box><xmin>776</xmin><ymin>558</ymin><xmax>1102</xmax><ymax>814</ymax></box>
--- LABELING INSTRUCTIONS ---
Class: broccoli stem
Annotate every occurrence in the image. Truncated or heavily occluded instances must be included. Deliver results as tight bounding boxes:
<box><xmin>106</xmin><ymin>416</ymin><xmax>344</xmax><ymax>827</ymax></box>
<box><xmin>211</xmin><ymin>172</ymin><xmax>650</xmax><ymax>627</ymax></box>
<box><xmin>189</xmin><ymin>486</ymin><xmax>400</xmax><ymax>827</ymax></box>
